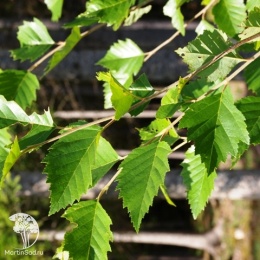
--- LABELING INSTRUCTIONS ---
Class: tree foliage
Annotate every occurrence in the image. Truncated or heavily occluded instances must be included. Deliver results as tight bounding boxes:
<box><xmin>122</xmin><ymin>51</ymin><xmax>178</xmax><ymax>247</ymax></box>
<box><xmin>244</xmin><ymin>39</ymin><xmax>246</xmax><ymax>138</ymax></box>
<box><xmin>1</xmin><ymin>0</ymin><xmax>260</xmax><ymax>259</ymax></box>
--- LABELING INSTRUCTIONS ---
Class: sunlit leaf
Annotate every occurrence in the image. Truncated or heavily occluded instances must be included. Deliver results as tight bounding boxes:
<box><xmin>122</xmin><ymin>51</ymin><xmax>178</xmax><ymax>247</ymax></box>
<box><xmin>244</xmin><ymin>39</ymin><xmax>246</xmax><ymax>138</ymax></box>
<box><xmin>44</xmin><ymin>0</ymin><xmax>64</xmax><ymax>21</ymax></box>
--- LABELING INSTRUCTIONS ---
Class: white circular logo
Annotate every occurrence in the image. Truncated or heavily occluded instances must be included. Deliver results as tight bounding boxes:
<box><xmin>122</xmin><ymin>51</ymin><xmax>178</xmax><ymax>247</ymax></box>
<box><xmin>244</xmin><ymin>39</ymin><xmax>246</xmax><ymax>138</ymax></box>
<box><xmin>9</xmin><ymin>213</ymin><xmax>39</xmax><ymax>249</ymax></box>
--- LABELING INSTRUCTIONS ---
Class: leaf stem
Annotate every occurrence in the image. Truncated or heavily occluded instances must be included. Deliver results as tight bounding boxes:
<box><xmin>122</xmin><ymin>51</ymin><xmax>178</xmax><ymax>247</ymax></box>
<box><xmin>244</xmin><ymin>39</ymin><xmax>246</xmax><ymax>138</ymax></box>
<box><xmin>97</xmin><ymin>168</ymin><xmax>122</xmax><ymax>201</ymax></box>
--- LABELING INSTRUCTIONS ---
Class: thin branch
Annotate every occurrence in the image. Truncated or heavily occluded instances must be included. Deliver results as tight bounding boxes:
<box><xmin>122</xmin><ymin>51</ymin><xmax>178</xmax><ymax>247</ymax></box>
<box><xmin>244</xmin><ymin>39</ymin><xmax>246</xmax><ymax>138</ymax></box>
<box><xmin>20</xmin><ymin>115</ymin><xmax>114</xmax><ymax>155</ymax></box>
<box><xmin>144</xmin><ymin>0</ymin><xmax>218</xmax><ymax>62</ymax></box>
<box><xmin>97</xmin><ymin>168</ymin><xmax>122</xmax><ymax>201</ymax></box>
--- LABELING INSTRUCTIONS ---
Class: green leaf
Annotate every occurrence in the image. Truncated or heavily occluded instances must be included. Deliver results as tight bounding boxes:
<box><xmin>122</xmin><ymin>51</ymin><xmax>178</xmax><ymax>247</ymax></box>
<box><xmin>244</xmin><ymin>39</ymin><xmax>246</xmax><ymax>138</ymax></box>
<box><xmin>97</xmin><ymin>72</ymin><xmax>134</xmax><ymax>120</ymax></box>
<box><xmin>86</xmin><ymin>0</ymin><xmax>134</xmax><ymax>30</ymax></box>
<box><xmin>0</xmin><ymin>128</ymin><xmax>12</xmax><ymax>179</ymax></box>
<box><xmin>244</xmin><ymin>58</ymin><xmax>260</xmax><ymax>95</ymax></box>
<box><xmin>45</xmin><ymin>27</ymin><xmax>81</xmax><ymax>75</ymax></box>
<box><xmin>212</xmin><ymin>0</ymin><xmax>246</xmax><ymax>37</ymax></box>
<box><xmin>138</xmin><ymin>118</ymin><xmax>179</xmax><ymax>145</ymax></box>
<box><xmin>129</xmin><ymin>73</ymin><xmax>154</xmax><ymax>116</ymax></box>
<box><xmin>19</xmin><ymin>125</ymin><xmax>55</xmax><ymax>150</ymax></box>
<box><xmin>163</xmin><ymin>0</ymin><xmax>189</xmax><ymax>36</ymax></box>
<box><xmin>0</xmin><ymin>95</ymin><xmax>53</xmax><ymax>129</ymax></box>
<box><xmin>117</xmin><ymin>141</ymin><xmax>171</xmax><ymax>232</ymax></box>
<box><xmin>236</xmin><ymin>96</ymin><xmax>260</xmax><ymax>145</ymax></box>
<box><xmin>195</xmin><ymin>19</ymin><xmax>215</xmax><ymax>35</ymax></box>
<box><xmin>63</xmin><ymin>200</ymin><xmax>112</xmax><ymax>260</ymax></box>
<box><xmin>97</xmin><ymin>39</ymin><xmax>144</xmax><ymax>76</ymax></box>
<box><xmin>181</xmin><ymin>146</ymin><xmax>217</xmax><ymax>219</ymax></box>
<box><xmin>43</xmin><ymin>126</ymin><xmax>100</xmax><ymax>215</ymax></box>
<box><xmin>0</xmin><ymin>70</ymin><xmax>39</xmax><ymax>109</ymax></box>
<box><xmin>92</xmin><ymin>137</ymin><xmax>119</xmax><ymax>186</ymax></box>
<box><xmin>156</xmin><ymin>87</ymin><xmax>181</xmax><ymax>119</ymax></box>
<box><xmin>179</xmin><ymin>88</ymin><xmax>249</xmax><ymax>173</ymax></box>
<box><xmin>124</xmin><ymin>5</ymin><xmax>152</xmax><ymax>26</ymax></box>
<box><xmin>239</xmin><ymin>7</ymin><xmax>260</xmax><ymax>42</ymax></box>
<box><xmin>44</xmin><ymin>0</ymin><xmax>64</xmax><ymax>21</ymax></box>
<box><xmin>246</xmin><ymin>0</ymin><xmax>260</xmax><ymax>11</ymax></box>
<box><xmin>1</xmin><ymin>137</ymin><xmax>20</xmax><ymax>186</ymax></box>
<box><xmin>11</xmin><ymin>18</ymin><xmax>54</xmax><ymax>62</ymax></box>
<box><xmin>176</xmin><ymin>30</ymin><xmax>244</xmax><ymax>82</ymax></box>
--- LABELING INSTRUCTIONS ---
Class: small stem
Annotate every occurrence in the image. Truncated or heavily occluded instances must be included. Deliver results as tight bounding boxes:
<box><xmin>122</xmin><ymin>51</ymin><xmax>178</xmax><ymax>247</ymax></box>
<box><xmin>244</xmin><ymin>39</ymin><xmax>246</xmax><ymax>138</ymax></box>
<box><xmin>172</xmin><ymin>139</ymin><xmax>188</xmax><ymax>153</ymax></box>
<box><xmin>97</xmin><ymin>168</ymin><xmax>122</xmax><ymax>201</ymax></box>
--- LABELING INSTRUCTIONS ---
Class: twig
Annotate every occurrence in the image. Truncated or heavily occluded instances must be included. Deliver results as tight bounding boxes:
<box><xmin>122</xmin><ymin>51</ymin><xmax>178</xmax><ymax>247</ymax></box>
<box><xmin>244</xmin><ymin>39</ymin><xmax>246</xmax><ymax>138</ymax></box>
<box><xmin>144</xmin><ymin>0</ymin><xmax>218</xmax><ymax>62</ymax></box>
<box><xmin>97</xmin><ymin>168</ymin><xmax>122</xmax><ymax>201</ymax></box>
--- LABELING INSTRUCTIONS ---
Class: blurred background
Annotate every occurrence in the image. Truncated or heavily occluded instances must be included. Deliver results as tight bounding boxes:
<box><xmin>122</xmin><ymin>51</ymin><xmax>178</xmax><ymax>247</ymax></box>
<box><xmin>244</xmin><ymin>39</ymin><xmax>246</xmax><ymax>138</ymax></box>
<box><xmin>0</xmin><ymin>0</ymin><xmax>260</xmax><ymax>259</ymax></box>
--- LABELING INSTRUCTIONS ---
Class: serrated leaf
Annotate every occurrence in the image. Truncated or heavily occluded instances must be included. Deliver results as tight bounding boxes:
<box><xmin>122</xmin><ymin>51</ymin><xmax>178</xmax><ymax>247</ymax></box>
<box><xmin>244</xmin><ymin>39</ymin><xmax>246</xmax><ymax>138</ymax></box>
<box><xmin>176</xmin><ymin>30</ymin><xmax>244</xmax><ymax>82</ymax></box>
<box><xmin>236</xmin><ymin>96</ymin><xmax>260</xmax><ymax>145</ymax></box>
<box><xmin>181</xmin><ymin>146</ymin><xmax>217</xmax><ymax>219</ymax></box>
<box><xmin>239</xmin><ymin>7</ymin><xmax>260</xmax><ymax>42</ymax></box>
<box><xmin>0</xmin><ymin>95</ymin><xmax>53</xmax><ymax>129</ymax></box>
<box><xmin>124</xmin><ymin>5</ymin><xmax>152</xmax><ymax>26</ymax></box>
<box><xmin>97</xmin><ymin>39</ymin><xmax>144</xmax><ymax>76</ymax></box>
<box><xmin>97</xmin><ymin>72</ymin><xmax>134</xmax><ymax>120</ymax></box>
<box><xmin>138</xmin><ymin>118</ymin><xmax>179</xmax><ymax>145</ymax></box>
<box><xmin>63</xmin><ymin>200</ymin><xmax>112</xmax><ymax>260</ymax></box>
<box><xmin>11</xmin><ymin>18</ymin><xmax>54</xmax><ymax>62</ymax></box>
<box><xmin>246</xmin><ymin>0</ymin><xmax>260</xmax><ymax>11</ymax></box>
<box><xmin>19</xmin><ymin>125</ymin><xmax>55</xmax><ymax>150</ymax></box>
<box><xmin>212</xmin><ymin>0</ymin><xmax>246</xmax><ymax>37</ymax></box>
<box><xmin>244</xmin><ymin>58</ymin><xmax>260</xmax><ymax>95</ymax></box>
<box><xmin>0</xmin><ymin>70</ymin><xmax>39</xmax><ymax>109</ymax></box>
<box><xmin>163</xmin><ymin>0</ymin><xmax>189</xmax><ymax>36</ymax></box>
<box><xmin>44</xmin><ymin>0</ymin><xmax>64</xmax><ymax>21</ymax></box>
<box><xmin>117</xmin><ymin>141</ymin><xmax>171</xmax><ymax>231</ymax></box>
<box><xmin>92</xmin><ymin>137</ymin><xmax>119</xmax><ymax>186</ymax></box>
<box><xmin>1</xmin><ymin>137</ymin><xmax>20</xmax><ymax>185</ymax></box>
<box><xmin>0</xmin><ymin>128</ymin><xmax>12</xmax><ymax>179</ymax></box>
<box><xmin>179</xmin><ymin>88</ymin><xmax>249</xmax><ymax>173</ymax></box>
<box><xmin>45</xmin><ymin>27</ymin><xmax>81</xmax><ymax>75</ymax></box>
<box><xmin>43</xmin><ymin>126</ymin><xmax>100</xmax><ymax>215</ymax></box>
<box><xmin>129</xmin><ymin>73</ymin><xmax>154</xmax><ymax>116</ymax></box>
<box><xmin>86</xmin><ymin>0</ymin><xmax>134</xmax><ymax>30</ymax></box>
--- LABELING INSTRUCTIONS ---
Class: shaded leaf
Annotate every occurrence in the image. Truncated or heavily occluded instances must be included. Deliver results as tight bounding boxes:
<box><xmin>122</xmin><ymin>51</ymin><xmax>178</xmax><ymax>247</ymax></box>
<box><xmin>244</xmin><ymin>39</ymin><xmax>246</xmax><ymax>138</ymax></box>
<box><xmin>138</xmin><ymin>118</ymin><xmax>179</xmax><ymax>145</ymax></box>
<box><xmin>64</xmin><ymin>16</ymin><xmax>98</xmax><ymax>28</ymax></box>
<box><xmin>0</xmin><ymin>95</ymin><xmax>53</xmax><ymax>129</ymax></box>
<box><xmin>179</xmin><ymin>88</ymin><xmax>249</xmax><ymax>173</ymax></box>
<box><xmin>117</xmin><ymin>141</ymin><xmax>171</xmax><ymax>231</ymax></box>
<box><xmin>63</xmin><ymin>200</ymin><xmax>112</xmax><ymax>260</ymax></box>
<box><xmin>181</xmin><ymin>146</ymin><xmax>217</xmax><ymax>219</ymax></box>
<box><xmin>45</xmin><ymin>27</ymin><xmax>81</xmax><ymax>75</ymax></box>
<box><xmin>236</xmin><ymin>96</ymin><xmax>260</xmax><ymax>145</ymax></box>
<box><xmin>0</xmin><ymin>70</ymin><xmax>39</xmax><ymax>109</ymax></box>
<box><xmin>11</xmin><ymin>18</ymin><xmax>54</xmax><ymax>62</ymax></box>
<box><xmin>176</xmin><ymin>30</ymin><xmax>244</xmax><ymax>82</ymax></box>
<box><xmin>43</xmin><ymin>126</ymin><xmax>100</xmax><ymax>215</ymax></box>
<box><xmin>44</xmin><ymin>0</ymin><xmax>64</xmax><ymax>21</ymax></box>
<box><xmin>86</xmin><ymin>0</ymin><xmax>134</xmax><ymax>30</ymax></box>
<box><xmin>244</xmin><ymin>58</ymin><xmax>260</xmax><ymax>95</ymax></box>
<box><xmin>212</xmin><ymin>0</ymin><xmax>246</xmax><ymax>37</ymax></box>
